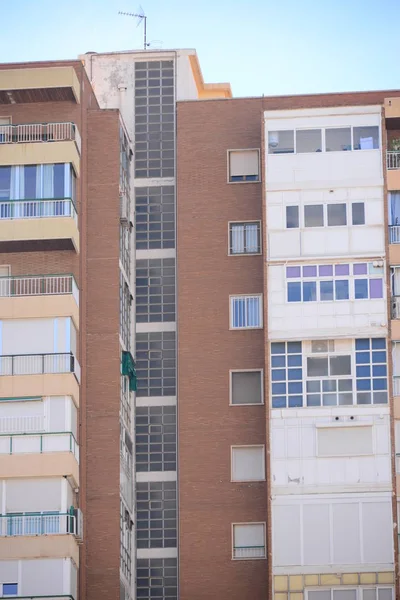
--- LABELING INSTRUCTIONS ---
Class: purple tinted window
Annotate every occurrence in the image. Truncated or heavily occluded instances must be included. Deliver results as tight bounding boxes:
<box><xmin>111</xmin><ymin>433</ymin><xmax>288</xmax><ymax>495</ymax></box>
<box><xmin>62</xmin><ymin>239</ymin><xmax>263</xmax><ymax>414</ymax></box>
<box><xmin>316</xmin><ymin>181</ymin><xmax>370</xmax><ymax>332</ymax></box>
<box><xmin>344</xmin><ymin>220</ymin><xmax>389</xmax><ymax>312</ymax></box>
<box><xmin>335</xmin><ymin>264</ymin><xmax>349</xmax><ymax>276</ymax></box>
<box><xmin>303</xmin><ymin>265</ymin><xmax>317</xmax><ymax>277</ymax></box>
<box><xmin>369</xmin><ymin>278</ymin><xmax>383</xmax><ymax>299</ymax></box>
<box><xmin>353</xmin><ymin>263</ymin><xmax>368</xmax><ymax>275</ymax></box>
<box><xmin>319</xmin><ymin>265</ymin><xmax>333</xmax><ymax>277</ymax></box>
<box><xmin>287</xmin><ymin>266</ymin><xmax>301</xmax><ymax>278</ymax></box>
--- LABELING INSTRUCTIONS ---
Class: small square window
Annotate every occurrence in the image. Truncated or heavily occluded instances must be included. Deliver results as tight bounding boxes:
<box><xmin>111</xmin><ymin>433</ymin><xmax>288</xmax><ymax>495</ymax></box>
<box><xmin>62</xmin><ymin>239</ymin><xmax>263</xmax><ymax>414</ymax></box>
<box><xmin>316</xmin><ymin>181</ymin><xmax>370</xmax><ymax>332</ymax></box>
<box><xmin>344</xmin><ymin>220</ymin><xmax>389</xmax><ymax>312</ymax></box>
<box><xmin>228</xmin><ymin>150</ymin><xmax>259</xmax><ymax>182</ymax></box>
<box><xmin>325</xmin><ymin>127</ymin><xmax>351</xmax><ymax>152</ymax></box>
<box><xmin>232</xmin><ymin>523</ymin><xmax>265</xmax><ymax>559</ymax></box>
<box><xmin>231</xmin><ymin>371</ymin><xmax>263</xmax><ymax>405</ymax></box>
<box><xmin>268</xmin><ymin>130</ymin><xmax>294</xmax><ymax>154</ymax></box>
<box><xmin>3</xmin><ymin>584</ymin><xmax>18</xmax><ymax>596</ymax></box>
<box><xmin>296</xmin><ymin>129</ymin><xmax>322</xmax><ymax>153</ymax></box>
<box><xmin>353</xmin><ymin>125</ymin><xmax>380</xmax><ymax>150</ymax></box>
<box><xmin>231</xmin><ymin>446</ymin><xmax>265</xmax><ymax>481</ymax></box>
<box><xmin>327</xmin><ymin>203</ymin><xmax>347</xmax><ymax>226</ymax></box>
<box><xmin>304</xmin><ymin>205</ymin><xmax>323</xmax><ymax>227</ymax></box>
<box><xmin>229</xmin><ymin>222</ymin><xmax>261</xmax><ymax>255</ymax></box>
<box><xmin>230</xmin><ymin>295</ymin><xmax>262</xmax><ymax>329</ymax></box>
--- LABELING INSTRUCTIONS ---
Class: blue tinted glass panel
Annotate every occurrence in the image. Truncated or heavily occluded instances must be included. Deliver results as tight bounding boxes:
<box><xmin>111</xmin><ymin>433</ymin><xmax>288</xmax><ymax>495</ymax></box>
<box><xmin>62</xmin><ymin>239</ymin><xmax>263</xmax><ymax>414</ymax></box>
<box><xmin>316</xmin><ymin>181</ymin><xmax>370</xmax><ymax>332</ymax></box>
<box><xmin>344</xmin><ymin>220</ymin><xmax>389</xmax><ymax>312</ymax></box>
<box><xmin>288</xmin><ymin>396</ymin><xmax>303</xmax><ymax>407</ymax></box>
<box><xmin>372</xmin><ymin>364</ymin><xmax>387</xmax><ymax>377</ymax></box>
<box><xmin>288</xmin><ymin>354</ymin><xmax>302</xmax><ymax>367</ymax></box>
<box><xmin>356</xmin><ymin>365</ymin><xmax>371</xmax><ymax>377</ymax></box>
<box><xmin>303</xmin><ymin>281</ymin><xmax>317</xmax><ymax>302</ymax></box>
<box><xmin>335</xmin><ymin>280</ymin><xmax>349</xmax><ymax>300</ymax></box>
<box><xmin>372</xmin><ymin>351</ymin><xmax>386</xmax><ymax>363</ymax></box>
<box><xmin>356</xmin><ymin>339</ymin><xmax>370</xmax><ymax>350</ymax></box>
<box><xmin>272</xmin><ymin>369</ymin><xmax>286</xmax><ymax>381</ymax></box>
<box><xmin>233</xmin><ymin>298</ymin><xmax>245</xmax><ymax>327</ymax></box>
<box><xmin>372</xmin><ymin>378</ymin><xmax>387</xmax><ymax>390</ymax></box>
<box><xmin>272</xmin><ymin>396</ymin><xmax>287</xmax><ymax>408</ymax></box>
<box><xmin>288</xmin><ymin>369</ymin><xmax>302</xmax><ymax>380</ymax></box>
<box><xmin>320</xmin><ymin>281</ymin><xmax>334</xmax><ymax>301</ymax></box>
<box><xmin>288</xmin><ymin>282</ymin><xmax>301</xmax><ymax>302</ymax></box>
<box><xmin>272</xmin><ymin>383</ymin><xmax>286</xmax><ymax>395</ymax></box>
<box><xmin>356</xmin><ymin>351</ymin><xmax>370</xmax><ymax>364</ymax></box>
<box><xmin>287</xmin><ymin>342</ymin><xmax>302</xmax><ymax>353</ymax></box>
<box><xmin>288</xmin><ymin>381</ymin><xmax>302</xmax><ymax>394</ymax></box>
<box><xmin>271</xmin><ymin>343</ymin><xmax>285</xmax><ymax>354</ymax></box>
<box><xmin>355</xmin><ymin>279</ymin><xmax>368</xmax><ymax>299</ymax></box>
<box><xmin>3</xmin><ymin>584</ymin><xmax>17</xmax><ymax>596</ymax></box>
<box><xmin>271</xmin><ymin>355</ymin><xmax>285</xmax><ymax>367</ymax></box>
<box><xmin>372</xmin><ymin>338</ymin><xmax>386</xmax><ymax>349</ymax></box>
<box><xmin>356</xmin><ymin>379</ymin><xmax>371</xmax><ymax>391</ymax></box>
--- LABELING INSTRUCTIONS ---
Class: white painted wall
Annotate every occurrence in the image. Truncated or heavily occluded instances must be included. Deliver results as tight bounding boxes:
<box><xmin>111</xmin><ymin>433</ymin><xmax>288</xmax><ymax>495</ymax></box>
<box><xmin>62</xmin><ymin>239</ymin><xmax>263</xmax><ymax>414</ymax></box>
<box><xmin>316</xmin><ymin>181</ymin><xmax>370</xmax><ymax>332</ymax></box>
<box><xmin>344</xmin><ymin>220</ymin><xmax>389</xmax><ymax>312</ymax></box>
<box><xmin>0</xmin><ymin>317</ymin><xmax>76</xmax><ymax>355</ymax></box>
<box><xmin>19</xmin><ymin>558</ymin><xmax>76</xmax><ymax>596</ymax></box>
<box><xmin>272</xmin><ymin>493</ymin><xmax>394</xmax><ymax>572</ymax></box>
<box><xmin>271</xmin><ymin>408</ymin><xmax>391</xmax><ymax>494</ymax></box>
<box><xmin>267</xmin><ymin>187</ymin><xmax>385</xmax><ymax>260</ymax></box>
<box><xmin>268</xmin><ymin>263</ymin><xmax>387</xmax><ymax>339</ymax></box>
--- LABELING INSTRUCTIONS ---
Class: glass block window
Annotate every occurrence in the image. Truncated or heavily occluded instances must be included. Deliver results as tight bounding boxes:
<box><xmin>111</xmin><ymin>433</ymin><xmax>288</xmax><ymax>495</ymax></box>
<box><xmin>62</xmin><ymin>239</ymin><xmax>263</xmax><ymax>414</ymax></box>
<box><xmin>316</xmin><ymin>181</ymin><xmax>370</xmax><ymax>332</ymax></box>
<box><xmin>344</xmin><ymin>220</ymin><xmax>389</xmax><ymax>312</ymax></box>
<box><xmin>135</xmin><ymin>186</ymin><xmax>175</xmax><ymax>250</ymax></box>
<box><xmin>136</xmin><ymin>405</ymin><xmax>176</xmax><ymax>472</ymax></box>
<box><xmin>271</xmin><ymin>341</ymin><xmax>303</xmax><ymax>408</ymax></box>
<box><xmin>136</xmin><ymin>557</ymin><xmax>177</xmax><ymax>600</ymax></box>
<box><xmin>136</xmin><ymin>258</ymin><xmax>175</xmax><ymax>323</ymax></box>
<box><xmin>136</xmin><ymin>481</ymin><xmax>177</xmax><ymax>549</ymax></box>
<box><xmin>355</xmin><ymin>338</ymin><xmax>388</xmax><ymax>404</ymax></box>
<box><xmin>134</xmin><ymin>61</ymin><xmax>175</xmax><ymax>179</ymax></box>
<box><xmin>136</xmin><ymin>332</ymin><xmax>176</xmax><ymax>397</ymax></box>
<box><xmin>230</xmin><ymin>295</ymin><xmax>263</xmax><ymax>329</ymax></box>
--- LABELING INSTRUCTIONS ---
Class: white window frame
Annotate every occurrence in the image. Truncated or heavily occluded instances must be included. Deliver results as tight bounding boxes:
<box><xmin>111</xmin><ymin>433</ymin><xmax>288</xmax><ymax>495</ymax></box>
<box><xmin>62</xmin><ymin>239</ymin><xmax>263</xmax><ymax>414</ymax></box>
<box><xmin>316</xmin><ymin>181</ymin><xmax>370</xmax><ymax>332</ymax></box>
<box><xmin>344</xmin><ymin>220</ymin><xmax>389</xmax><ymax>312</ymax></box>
<box><xmin>229</xmin><ymin>294</ymin><xmax>263</xmax><ymax>330</ymax></box>
<box><xmin>230</xmin><ymin>445</ymin><xmax>266</xmax><ymax>482</ymax></box>
<box><xmin>286</xmin><ymin>201</ymin><xmax>366</xmax><ymax>229</ymax></box>
<box><xmin>229</xmin><ymin>369</ymin><xmax>264</xmax><ymax>406</ymax></box>
<box><xmin>231</xmin><ymin>521</ymin><xmax>266</xmax><ymax>560</ymax></box>
<box><xmin>228</xmin><ymin>220</ymin><xmax>262</xmax><ymax>256</ymax></box>
<box><xmin>305</xmin><ymin>587</ymin><xmax>393</xmax><ymax>600</ymax></box>
<box><xmin>227</xmin><ymin>148</ymin><xmax>261</xmax><ymax>184</ymax></box>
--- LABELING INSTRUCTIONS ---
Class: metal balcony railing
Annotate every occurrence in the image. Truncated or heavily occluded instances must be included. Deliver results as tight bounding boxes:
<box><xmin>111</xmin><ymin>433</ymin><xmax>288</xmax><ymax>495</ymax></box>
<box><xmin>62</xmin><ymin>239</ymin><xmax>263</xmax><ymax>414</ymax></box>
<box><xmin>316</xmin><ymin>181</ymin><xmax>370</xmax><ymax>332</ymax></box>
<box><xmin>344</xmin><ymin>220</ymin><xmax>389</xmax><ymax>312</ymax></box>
<box><xmin>233</xmin><ymin>545</ymin><xmax>266</xmax><ymax>559</ymax></box>
<box><xmin>387</xmin><ymin>151</ymin><xmax>400</xmax><ymax>170</ymax></box>
<box><xmin>0</xmin><ymin>274</ymin><xmax>79</xmax><ymax>304</ymax></box>
<box><xmin>0</xmin><ymin>431</ymin><xmax>79</xmax><ymax>462</ymax></box>
<box><xmin>389</xmin><ymin>225</ymin><xmax>400</xmax><ymax>244</ymax></box>
<box><xmin>0</xmin><ymin>122</ymin><xmax>81</xmax><ymax>153</ymax></box>
<box><xmin>0</xmin><ymin>198</ymin><xmax>77</xmax><ymax>225</ymax></box>
<box><xmin>0</xmin><ymin>511</ymin><xmax>81</xmax><ymax>538</ymax></box>
<box><xmin>0</xmin><ymin>352</ymin><xmax>80</xmax><ymax>382</ymax></box>
<box><xmin>0</xmin><ymin>414</ymin><xmax>44</xmax><ymax>433</ymax></box>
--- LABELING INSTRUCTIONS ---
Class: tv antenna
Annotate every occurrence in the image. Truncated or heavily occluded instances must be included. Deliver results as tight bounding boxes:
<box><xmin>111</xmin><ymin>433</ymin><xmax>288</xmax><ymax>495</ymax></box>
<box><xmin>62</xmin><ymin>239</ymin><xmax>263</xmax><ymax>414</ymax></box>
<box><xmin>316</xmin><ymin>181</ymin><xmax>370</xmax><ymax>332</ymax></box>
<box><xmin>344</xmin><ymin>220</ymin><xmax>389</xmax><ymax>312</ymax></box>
<box><xmin>119</xmin><ymin>7</ymin><xmax>149</xmax><ymax>50</ymax></box>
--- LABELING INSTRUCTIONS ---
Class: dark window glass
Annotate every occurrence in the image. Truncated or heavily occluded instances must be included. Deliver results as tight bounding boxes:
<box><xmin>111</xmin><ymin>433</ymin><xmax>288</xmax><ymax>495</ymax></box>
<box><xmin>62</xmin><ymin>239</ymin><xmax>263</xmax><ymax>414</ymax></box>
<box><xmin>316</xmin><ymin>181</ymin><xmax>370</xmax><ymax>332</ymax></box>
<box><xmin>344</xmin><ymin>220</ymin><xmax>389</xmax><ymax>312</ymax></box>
<box><xmin>304</xmin><ymin>205</ymin><xmax>323</xmax><ymax>227</ymax></box>
<box><xmin>352</xmin><ymin>202</ymin><xmax>365</xmax><ymax>225</ymax></box>
<box><xmin>286</xmin><ymin>206</ymin><xmax>299</xmax><ymax>228</ymax></box>
<box><xmin>327</xmin><ymin>203</ymin><xmax>347</xmax><ymax>226</ymax></box>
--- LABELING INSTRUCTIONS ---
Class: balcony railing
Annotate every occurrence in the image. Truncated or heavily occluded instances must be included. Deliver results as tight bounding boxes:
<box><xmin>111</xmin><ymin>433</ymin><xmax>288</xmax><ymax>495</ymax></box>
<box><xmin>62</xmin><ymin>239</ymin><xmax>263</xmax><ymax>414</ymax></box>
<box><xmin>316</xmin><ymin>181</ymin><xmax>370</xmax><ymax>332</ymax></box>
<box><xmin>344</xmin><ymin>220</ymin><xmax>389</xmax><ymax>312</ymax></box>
<box><xmin>0</xmin><ymin>414</ymin><xmax>44</xmax><ymax>433</ymax></box>
<box><xmin>0</xmin><ymin>431</ymin><xmax>79</xmax><ymax>462</ymax></box>
<box><xmin>0</xmin><ymin>274</ymin><xmax>79</xmax><ymax>304</ymax></box>
<box><xmin>0</xmin><ymin>352</ymin><xmax>80</xmax><ymax>382</ymax></box>
<box><xmin>0</xmin><ymin>511</ymin><xmax>81</xmax><ymax>538</ymax></box>
<box><xmin>0</xmin><ymin>122</ymin><xmax>81</xmax><ymax>153</ymax></box>
<box><xmin>393</xmin><ymin>376</ymin><xmax>400</xmax><ymax>396</ymax></box>
<box><xmin>0</xmin><ymin>198</ymin><xmax>77</xmax><ymax>225</ymax></box>
<box><xmin>233</xmin><ymin>546</ymin><xmax>266</xmax><ymax>559</ymax></box>
<box><xmin>389</xmin><ymin>225</ymin><xmax>400</xmax><ymax>244</ymax></box>
<box><xmin>387</xmin><ymin>151</ymin><xmax>400</xmax><ymax>170</ymax></box>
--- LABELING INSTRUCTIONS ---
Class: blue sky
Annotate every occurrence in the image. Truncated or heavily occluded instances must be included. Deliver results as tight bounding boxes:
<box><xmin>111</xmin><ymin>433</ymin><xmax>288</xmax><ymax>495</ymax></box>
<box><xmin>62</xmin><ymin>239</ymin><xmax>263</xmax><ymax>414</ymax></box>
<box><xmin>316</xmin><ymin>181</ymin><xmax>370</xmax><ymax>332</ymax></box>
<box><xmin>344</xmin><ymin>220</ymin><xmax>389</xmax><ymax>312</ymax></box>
<box><xmin>1</xmin><ymin>0</ymin><xmax>400</xmax><ymax>97</ymax></box>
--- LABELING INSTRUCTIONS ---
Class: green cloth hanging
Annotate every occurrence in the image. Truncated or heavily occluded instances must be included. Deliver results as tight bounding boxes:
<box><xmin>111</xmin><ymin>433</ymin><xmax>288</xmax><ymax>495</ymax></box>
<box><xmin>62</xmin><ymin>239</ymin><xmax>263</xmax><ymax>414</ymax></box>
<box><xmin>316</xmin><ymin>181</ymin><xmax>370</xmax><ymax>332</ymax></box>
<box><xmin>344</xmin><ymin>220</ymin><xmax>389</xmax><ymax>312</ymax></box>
<box><xmin>121</xmin><ymin>351</ymin><xmax>137</xmax><ymax>391</ymax></box>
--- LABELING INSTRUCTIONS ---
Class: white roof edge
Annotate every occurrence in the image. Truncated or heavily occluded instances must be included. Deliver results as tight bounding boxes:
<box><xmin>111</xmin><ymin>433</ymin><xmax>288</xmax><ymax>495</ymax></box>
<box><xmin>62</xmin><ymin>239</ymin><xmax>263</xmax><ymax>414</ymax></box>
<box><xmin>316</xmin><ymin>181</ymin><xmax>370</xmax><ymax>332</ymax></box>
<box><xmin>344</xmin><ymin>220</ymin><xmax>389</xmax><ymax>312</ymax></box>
<box><xmin>264</xmin><ymin>105</ymin><xmax>383</xmax><ymax>120</ymax></box>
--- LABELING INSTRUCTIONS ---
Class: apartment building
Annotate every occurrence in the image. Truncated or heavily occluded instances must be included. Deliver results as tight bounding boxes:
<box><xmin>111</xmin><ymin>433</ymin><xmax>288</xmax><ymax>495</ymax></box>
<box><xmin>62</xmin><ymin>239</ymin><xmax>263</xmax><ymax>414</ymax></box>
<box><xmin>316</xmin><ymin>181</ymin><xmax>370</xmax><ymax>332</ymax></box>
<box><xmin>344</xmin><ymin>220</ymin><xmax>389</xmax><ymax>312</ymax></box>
<box><xmin>177</xmin><ymin>92</ymin><xmax>400</xmax><ymax>600</ymax></box>
<box><xmin>0</xmin><ymin>61</ymin><xmax>135</xmax><ymax>600</ymax></box>
<box><xmin>81</xmin><ymin>48</ymin><xmax>231</xmax><ymax>600</ymax></box>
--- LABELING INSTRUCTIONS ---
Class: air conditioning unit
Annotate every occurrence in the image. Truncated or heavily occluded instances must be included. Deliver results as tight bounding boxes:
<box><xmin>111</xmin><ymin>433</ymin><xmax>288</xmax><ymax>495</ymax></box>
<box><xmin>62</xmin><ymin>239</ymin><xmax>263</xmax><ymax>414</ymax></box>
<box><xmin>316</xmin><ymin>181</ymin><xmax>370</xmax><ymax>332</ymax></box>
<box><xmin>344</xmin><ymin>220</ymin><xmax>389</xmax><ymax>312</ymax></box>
<box><xmin>373</xmin><ymin>261</ymin><xmax>384</xmax><ymax>268</ymax></box>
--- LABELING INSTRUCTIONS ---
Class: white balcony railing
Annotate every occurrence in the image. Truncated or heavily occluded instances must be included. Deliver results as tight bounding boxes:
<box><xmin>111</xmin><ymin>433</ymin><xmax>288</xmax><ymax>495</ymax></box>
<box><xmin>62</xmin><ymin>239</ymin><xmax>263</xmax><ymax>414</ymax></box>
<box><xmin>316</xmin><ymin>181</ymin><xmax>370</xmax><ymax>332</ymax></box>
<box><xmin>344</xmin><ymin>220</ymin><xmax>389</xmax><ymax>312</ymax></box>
<box><xmin>233</xmin><ymin>546</ymin><xmax>266</xmax><ymax>559</ymax></box>
<box><xmin>0</xmin><ymin>431</ymin><xmax>79</xmax><ymax>462</ymax></box>
<box><xmin>0</xmin><ymin>122</ymin><xmax>81</xmax><ymax>153</ymax></box>
<box><xmin>393</xmin><ymin>376</ymin><xmax>400</xmax><ymax>396</ymax></box>
<box><xmin>0</xmin><ymin>199</ymin><xmax>77</xmax><ymax>225</ymax></box>
<box><xmin>0</xmin><ymin>352</ymin><xmax>80</xmax><ymax>382</ymax></box>
<box><xmin>387</xmin><ymin>151</ymin><xmax>400</xmax><ymax>170</ymax></box>
<box><xmin>0</xmin><ymin>510</ymin><xmax>82</xmax><ymax>538</ymax></box>
<box><xmin>0</xmin><ymin>274</ymin><xmax>78</xmax><ymax>304</ymax></box>
<box><xmin>389</xmin><ymin>226</ymin><xmax>400</xmax><ymax>244</ymax></box>
<box><xmin>0</xmin><ymin>414</ymin><xmax>44</xmax><ymax>434</ymax></box>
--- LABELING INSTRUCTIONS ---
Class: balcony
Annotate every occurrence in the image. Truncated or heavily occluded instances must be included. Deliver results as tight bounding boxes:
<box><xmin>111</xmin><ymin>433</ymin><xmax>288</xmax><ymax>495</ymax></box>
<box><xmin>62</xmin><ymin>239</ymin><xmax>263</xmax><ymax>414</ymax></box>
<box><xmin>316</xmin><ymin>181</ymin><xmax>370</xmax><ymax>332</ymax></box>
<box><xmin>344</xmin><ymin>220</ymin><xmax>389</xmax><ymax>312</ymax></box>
<box><xmin>387</xmin><ymin>151</ymin><xmax>400</xmax><ymax>190</ymax></box>
<box><xmin>0</xmin><ymin>352</ymin><xmax>80</xmax><ymax>407</ymax></box>
<box><xmin>392</xmin><ymin>296</ymin><xmax>400</xmax><ymax>338</ymax></box>
<box><xmin>0</xmin><ymin>510</ymin><xmax>82</xmax><ymax>538</ymax></box>
<box><xmin>0</xmin><ymin>274</ymin><xmax>79</xmax><ymax>325</ymax></box>
<box><xmin>0</xmin><ymin>431</ymin><xmax>79</xmax><ymax>462</ymax></box>
<box><xmin>0</xmin><ymin>198</ymin><xmax>79</xmax><ymax>253</ymax></box>
<box><xmin>0</xmin><ymin>65</ymin><xmax>80</xmax><ymax>104</ymax></box>
<box><xmin>0</xmin><ymin>122</ymin><xmax>81</xmax><ymax>153</ymax></box>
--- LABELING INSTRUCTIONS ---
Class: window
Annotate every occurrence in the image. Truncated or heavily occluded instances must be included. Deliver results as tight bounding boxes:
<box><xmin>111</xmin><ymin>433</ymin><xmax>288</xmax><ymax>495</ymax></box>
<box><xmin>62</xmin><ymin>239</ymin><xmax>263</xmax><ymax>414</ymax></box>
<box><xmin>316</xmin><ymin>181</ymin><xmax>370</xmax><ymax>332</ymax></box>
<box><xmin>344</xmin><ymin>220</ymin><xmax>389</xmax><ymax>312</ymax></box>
<box><xmin>352</xmin><ymin>202</ymin><xmax>365</xmax><ymax>225</ymax></box>
<box><xmin>2</xmin><ymin>584</ymin><xmax>18</xmax><ymax>596</ymax></box>
<box><xmin>135</xmin><ymin>406</ymin><xmax>176</xmax><ymax>472</ymax></box>
<box><xmin>271</xmin><ymin>338</ymin><xmax>388</xmax><ymax>408</ymax></box>
<box><xmin>231</xmin><ymin>446</ymin><xmax>265</xmax><ymax>481</ymax></box>
<box><xmin>317</xmin><ymin>425</ymin><xmax>373</xmax><ymax>456</ymax></box>
<box><xmin>325</xmin><ymin>127</ymin><xmax>352</xmax><ymax>151</ymax></box>
<box><xmin>136</xmin><ymin>481</ymin><xmax>177</xmax><ymax>549</ymax></box>
<box><xmin>296</xmin><ymin>129</ymin><xmax>322</xmax><ymax>153</ymax></box>
<box><xmin>135</xmin><ymin>331</ymin><xmax>176</xmax><ymax>397</ymax></box>
<box><xmin>136</xmin><ymin>258</ymin><xmax>176</xmax><ymax>323</ymax></box>
<box><xmin>229</xmin><ymin>222</ymin><xmax>261</xmax><ymax>254</ymax></box>
<box><xmin>135</xmin><ymin>185</ymin><xmax>175</xmax><ymax>250</ymax></box>
<box><xmin>307</xmin><ymin>589</ymin><xmax>393</xmax><ymax>600</ymax></box>
<box><xmin>136</xmin><ymin>557</ymin><xmax>177</xmax><ymax>600</ymax></box>
<box><xmin>228</xmin><ymin>150</ymin><xmax>260</xmax><ymax>182</ymax></box>
<box><xmin>230</xmin><ymin>370</ymin><xmax>263</xmax><ymax>405</ymax></box>
<box><xmin>286</xmin><ymin>262</ymin><xmax>383</xmax><ymax>303</ymax></box>
<box><xmin>353</xmin><ymin>126</ymin><xmax>380</xmax><ymax>150</ymax></box>
<box><xmin>230</xmin><ymin>295</ymin><xmax>262</xmax><ymax>329</ymax></box>
<box><xmin>286</xmin><ymin>206</ymin><xmax>299</xmax><ymax>228</ymax></box>
<box><xmin>287</xmin><ymin>202</ymin><xmax>366</xmax><ymax>229</ymax></box>
<box><xmin>232</xmin><ymin>523</ymin><xmax>265</xmax><ymax>559</ymax></box>
<box><xmin>268</xmin><ymin>130</ymin><xmax>294</xmax><ymax>154</ymax></box>
<box><xmin>304</xmin><ymin>204</ymin><xmax>324</xmax><ymax>227</ymax></box>
<box><xmin>327</xmin><ymin>203</ymin><xmax>347</xmax><ymax>226</ymax></box>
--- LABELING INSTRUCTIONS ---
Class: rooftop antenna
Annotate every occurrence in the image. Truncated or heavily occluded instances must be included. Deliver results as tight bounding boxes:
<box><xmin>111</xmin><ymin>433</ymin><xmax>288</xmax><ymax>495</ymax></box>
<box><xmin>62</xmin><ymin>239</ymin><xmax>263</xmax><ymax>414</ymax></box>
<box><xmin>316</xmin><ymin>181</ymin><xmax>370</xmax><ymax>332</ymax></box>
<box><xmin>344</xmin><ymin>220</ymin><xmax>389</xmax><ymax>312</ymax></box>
<box><xmin>119</xmin><ymin>7</ymin><xmax>149</xmax><ymax>50</ymax></box>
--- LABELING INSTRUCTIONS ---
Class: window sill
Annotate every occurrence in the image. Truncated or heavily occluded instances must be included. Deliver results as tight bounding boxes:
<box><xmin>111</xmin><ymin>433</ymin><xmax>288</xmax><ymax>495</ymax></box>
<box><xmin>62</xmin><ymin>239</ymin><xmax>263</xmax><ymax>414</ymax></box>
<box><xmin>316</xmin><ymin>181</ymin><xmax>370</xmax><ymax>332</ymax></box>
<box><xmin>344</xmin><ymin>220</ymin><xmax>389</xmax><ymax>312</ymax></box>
<box><xmin>227</xmin><ymin>179</ymin><xmax>261</xmax><ymax>185</ymax></box>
